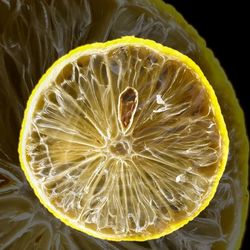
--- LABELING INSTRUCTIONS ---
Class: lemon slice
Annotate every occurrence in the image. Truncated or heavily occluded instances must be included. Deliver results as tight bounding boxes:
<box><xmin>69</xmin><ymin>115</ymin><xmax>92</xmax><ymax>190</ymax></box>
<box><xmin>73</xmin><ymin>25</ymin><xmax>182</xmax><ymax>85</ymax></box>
<box><xmin>18</xmin><ymin>36</ymin><xmax>229</xmax><ymax>241</ymax></box>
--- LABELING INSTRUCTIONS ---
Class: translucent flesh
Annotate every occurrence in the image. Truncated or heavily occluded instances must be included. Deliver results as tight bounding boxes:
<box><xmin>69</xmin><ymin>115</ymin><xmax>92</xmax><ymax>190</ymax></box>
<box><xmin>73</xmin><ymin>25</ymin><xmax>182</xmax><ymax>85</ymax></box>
<box><xmin>0</xmin><ymin>0</ymin><xmax>248</xmax><ymax>249</ymax></box>
<box><xmin>22</xmin><ymin>43</ymin><xmax>225</xmax><ymax>240</ymax></box>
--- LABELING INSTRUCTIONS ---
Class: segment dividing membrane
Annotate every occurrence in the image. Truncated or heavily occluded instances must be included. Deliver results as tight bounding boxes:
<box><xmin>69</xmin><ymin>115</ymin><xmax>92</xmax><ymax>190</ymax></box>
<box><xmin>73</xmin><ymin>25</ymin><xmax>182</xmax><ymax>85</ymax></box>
<box><xmin>21</xmin><ymin>42</ymin><xmax>226</xmax><ymax>240</ymax></box>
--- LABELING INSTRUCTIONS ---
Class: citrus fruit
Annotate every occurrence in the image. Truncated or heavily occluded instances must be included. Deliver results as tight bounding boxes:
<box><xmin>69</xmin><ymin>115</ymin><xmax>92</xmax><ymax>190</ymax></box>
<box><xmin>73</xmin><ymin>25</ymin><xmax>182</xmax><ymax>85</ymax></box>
<box><xmin>18</xmin><ymin>36</ymin><xmax>229</xmax><ymax>241</ymax></box>
<box><xmin>0</xmin><ymin>0</ymin><xmax>248</xmax><ymax>249</ymax></box>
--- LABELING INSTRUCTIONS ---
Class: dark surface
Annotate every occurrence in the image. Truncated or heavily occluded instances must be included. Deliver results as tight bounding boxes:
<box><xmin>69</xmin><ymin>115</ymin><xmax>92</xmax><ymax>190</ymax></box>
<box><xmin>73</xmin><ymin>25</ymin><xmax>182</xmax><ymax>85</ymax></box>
<box><xmin>165</xmin><ymin>1</ymin><xmax>249</xmax><ymax>249</ymax></box>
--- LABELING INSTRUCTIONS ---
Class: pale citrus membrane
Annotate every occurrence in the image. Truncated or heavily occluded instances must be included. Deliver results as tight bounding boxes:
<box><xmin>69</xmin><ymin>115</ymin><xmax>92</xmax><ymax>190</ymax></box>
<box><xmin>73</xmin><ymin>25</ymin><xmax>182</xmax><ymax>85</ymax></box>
<box><xmin>19</xmin><ymin>36</ymin><xmax>229</xmax><ymax>241</ymax></box>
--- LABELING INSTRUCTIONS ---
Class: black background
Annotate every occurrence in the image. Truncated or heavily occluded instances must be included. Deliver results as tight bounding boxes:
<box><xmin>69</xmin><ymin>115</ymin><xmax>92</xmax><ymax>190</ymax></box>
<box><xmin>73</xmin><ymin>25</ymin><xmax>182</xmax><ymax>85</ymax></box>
<box><xmin>164</xmin><ymin>1</ymin><xmax>249</xmax><ymax>249</ymax></box>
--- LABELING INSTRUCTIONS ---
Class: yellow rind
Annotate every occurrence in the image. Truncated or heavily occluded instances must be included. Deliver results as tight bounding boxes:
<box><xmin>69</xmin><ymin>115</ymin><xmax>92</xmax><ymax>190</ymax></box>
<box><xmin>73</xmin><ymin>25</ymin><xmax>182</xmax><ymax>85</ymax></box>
<box><xmin>18</xmin><ymin>36</ymin><xmax>229</xmax><ymax>241</ymax></box>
